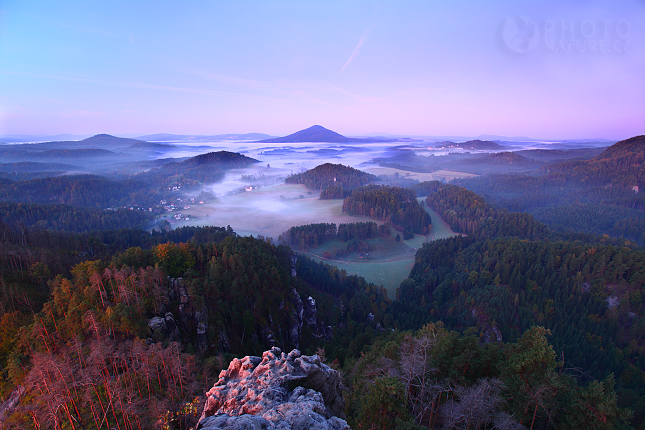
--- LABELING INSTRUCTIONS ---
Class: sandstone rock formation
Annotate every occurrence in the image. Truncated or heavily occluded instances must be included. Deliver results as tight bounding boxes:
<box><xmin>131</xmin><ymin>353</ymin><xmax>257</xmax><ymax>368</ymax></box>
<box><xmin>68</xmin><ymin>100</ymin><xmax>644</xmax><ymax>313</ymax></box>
<box><xmin>198</xmin><ymin>347</ymin><xmax>349</xmax><ymax>430</ymax></box>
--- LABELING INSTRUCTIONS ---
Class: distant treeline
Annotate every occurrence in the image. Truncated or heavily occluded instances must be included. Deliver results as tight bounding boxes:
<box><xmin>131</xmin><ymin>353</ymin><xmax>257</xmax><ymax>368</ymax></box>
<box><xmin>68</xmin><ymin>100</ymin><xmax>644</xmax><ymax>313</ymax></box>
<box><xmin>0</xmin><ymin>202</ymin><xmax>152</xmax><ymax>233</ymax></box>
<box><xmin>529</xmin><ymin>203</ymin><xmax>645</xmax><ymax>246</ymax></box>
<box><xmin>0</xmin><ymin>174</ymin><xmax>144</xmax><ymax>207</ymax></box>
<box><xmin>343</xmin><ymin>185</ymin><xmax>432</xmax><ymax>234</ymax></box>
<box><xmin>408</xmin><ymin>180</ymin><xmax>444</xmax><ymax>197</ymax></box>
<box><xmin>278</xmin><ymin>221</ymin><xmax>390</xmax><ymax>248</ymax></box>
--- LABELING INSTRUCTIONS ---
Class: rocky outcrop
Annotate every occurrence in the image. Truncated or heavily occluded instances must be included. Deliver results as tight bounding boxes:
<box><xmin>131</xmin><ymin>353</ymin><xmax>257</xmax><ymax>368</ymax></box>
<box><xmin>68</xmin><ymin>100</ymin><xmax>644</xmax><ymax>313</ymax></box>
<box><xmin>303</xmin><ymin>296</ymin><xmax>317</xmax><ymax>327</ymax></box>
<box><xmin>0</xmin><ymin>386</ymin><xmax>24</xmax><ymax>425</ymax></box>
<box><xmin>198</xmin><ymin>347</ymin><xmax>349</xmax><ymax>430</ymax></box>
<box><xmin>288</xmin><ymin>287</ymin><xmax>304</xmax><ymax>349</ymax></box>
<box><xmin>148</xmin><ymin>277</ymin><xmax>210</xmax><ymax>351</ymax></box>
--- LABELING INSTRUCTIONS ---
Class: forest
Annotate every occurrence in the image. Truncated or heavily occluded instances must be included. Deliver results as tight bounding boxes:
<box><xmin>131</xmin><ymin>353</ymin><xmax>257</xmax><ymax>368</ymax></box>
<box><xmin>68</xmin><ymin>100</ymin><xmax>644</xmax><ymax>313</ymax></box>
<box><xmin>453</xmin><ymin>135</ymin><xmax>645</xmax><ymax>245</ymax></box>
<box><xmin>342</xmin><ymin>184</ymin><xmax>432</xmax><ymax>234</ymax></box>
<box><xmin>0</xmin><ymin>184</ymin><xmax>643</xmax><ymax>428</ymax></box>
<box><xmin>1</xmin><ymin>136</ymin><xmax>645</xmax><ymax>429</ymax></box>
<box><xmin>0</xmin><ymin>202</ymin><xmax>152</xmax><ymax>233</ymax></box>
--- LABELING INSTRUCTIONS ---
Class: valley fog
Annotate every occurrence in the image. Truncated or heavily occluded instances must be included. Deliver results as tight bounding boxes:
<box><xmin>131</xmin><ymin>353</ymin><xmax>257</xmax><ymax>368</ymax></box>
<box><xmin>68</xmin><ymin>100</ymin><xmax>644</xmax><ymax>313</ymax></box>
<box><xmin>160</xmin><ymin>140</ymin><xmax>472</xmax><ymax>239</ymax></box>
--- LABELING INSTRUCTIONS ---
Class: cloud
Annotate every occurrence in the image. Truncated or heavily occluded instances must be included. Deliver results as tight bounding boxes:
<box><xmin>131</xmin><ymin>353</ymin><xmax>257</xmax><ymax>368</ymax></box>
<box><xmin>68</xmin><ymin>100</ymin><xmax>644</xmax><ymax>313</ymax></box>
<box><xmin>340</xmin><ymin>25</ymin><xmax>375</xmax><ymax>72</ymax></box>
<box><xmin>0</xmin><ymin>70</ymin><xmax>292</xmax><ymax>108</ymax></box>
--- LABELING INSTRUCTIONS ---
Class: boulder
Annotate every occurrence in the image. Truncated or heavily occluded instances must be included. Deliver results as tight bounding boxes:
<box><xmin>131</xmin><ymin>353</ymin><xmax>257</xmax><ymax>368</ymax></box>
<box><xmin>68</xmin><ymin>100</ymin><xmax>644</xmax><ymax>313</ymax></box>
<box><xmin>148</xmin><ymin>316</ymin><xmax>167</xmax><ymax>337</ymax></box>
<box><xmin>198</xmin><ymin>347</ymin><xmax>349</xmax><ymax>430</ymax></box>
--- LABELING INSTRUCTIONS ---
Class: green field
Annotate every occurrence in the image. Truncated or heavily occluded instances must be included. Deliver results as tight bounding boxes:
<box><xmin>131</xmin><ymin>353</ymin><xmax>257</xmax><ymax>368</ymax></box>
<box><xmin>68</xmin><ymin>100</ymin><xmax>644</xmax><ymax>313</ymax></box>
<box><xmin>419</xmin><ymin>200</ymin><xmax>462</xmax><ymax>242</ymax></box>
<box><xmin>304</xmin><ymin>253</ymin><xmax>414</xmax><ymax>299</ymax></box>
<box><xmin>297</xmin><ymin>203</ymin><xmax>459</xmax><ymax>299</ymax></box>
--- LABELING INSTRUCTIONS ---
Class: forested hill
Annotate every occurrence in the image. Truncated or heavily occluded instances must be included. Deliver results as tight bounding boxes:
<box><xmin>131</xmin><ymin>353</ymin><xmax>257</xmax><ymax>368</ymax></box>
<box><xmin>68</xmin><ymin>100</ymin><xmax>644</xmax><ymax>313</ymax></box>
<box><xmin>453</xmin><ymin>135</ymin><xmax>645</xmax><ymax>242</ymax></box>
<box><xmin>285</xmin><ymin>163</ymin><xmax>378</xmax><ymax>191</ymax></box>
<box><xmin>387</xmin><ymin>183</ymin><xmax>645</xmax><ymax>427</ymax></box>
<box><xmin>179</xmin><ymin>150</ymin><xmax>259</xmax><ymax>168</ymax></box>
<box><xmin>0</xmin><ymin>219</ymin><xmax>393</xmax><ymax>428</ymax></box>
<box><xmin>426</xmin><ymin>184</ymin><xmax>551</xmax><ymax>240</ymax></box>
<box><xmin>547</xmin><ymin>134</ymin><xmax>645</xmax><ymax>188</ymax></box>
<box><xmin>137</xmin><ymin>150</ymin><xmax>260</xmax><ymax>184</ymax></box>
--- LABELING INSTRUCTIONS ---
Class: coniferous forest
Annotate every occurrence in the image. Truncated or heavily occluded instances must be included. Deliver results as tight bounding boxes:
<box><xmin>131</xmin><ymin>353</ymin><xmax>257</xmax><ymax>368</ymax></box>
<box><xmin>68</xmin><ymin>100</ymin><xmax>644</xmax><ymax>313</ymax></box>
<box><xmin>0</xmin><ymin>136</ymin><xmax>644</xmax><ymax>429</ymax></box>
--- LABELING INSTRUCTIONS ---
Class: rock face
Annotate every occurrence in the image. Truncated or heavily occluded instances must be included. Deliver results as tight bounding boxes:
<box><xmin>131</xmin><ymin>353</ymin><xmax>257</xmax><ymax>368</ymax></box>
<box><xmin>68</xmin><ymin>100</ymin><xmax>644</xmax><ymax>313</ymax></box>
<box><xmin>198</xmin><ymin>347</ymin><xmax>349</xmax><ymax>430</ymax></box>
<box><xmin>288</xmin><ymin>287</ymin><xmax>304</xmax><ymax>349</ymax></box>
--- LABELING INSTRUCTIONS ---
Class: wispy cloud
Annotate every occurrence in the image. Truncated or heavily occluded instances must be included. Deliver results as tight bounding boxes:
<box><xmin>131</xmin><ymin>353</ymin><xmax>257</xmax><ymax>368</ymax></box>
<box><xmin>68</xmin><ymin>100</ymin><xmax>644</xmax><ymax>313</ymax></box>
<box><xmin>340</xmin><ymin>25</ymin><xmax>375</xmax><ymax>72</ymax></box>
<box><xmin>0</xmin><ymin>70</ymin><xmax>292</xmax><ymax>108</ymax></box>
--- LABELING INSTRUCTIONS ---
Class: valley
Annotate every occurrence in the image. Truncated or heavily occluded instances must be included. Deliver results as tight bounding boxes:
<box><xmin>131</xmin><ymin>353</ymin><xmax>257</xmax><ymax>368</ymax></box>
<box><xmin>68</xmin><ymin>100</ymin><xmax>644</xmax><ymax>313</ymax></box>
<box><xmin>1</xmin><ymin>126</ymin><xmax>644</xmax><ymax>430</ymax></box>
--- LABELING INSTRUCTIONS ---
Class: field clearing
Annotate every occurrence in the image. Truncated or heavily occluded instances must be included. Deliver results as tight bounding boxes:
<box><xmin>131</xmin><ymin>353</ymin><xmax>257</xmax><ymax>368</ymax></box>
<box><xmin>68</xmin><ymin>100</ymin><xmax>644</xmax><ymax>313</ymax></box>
<box><xmin>420</xmin><ymin>202</ymin><xmax>461</xmax><ymax>242</ymax></box>
<box><xmin>303</xmin><ymin>254</ymin><xmax>414</xmax><ymax>299</ymax></box>
<box><xmin>299</xmin><ymin>209</ymin><xmax>457</xmax><ymax>299</ymax></box>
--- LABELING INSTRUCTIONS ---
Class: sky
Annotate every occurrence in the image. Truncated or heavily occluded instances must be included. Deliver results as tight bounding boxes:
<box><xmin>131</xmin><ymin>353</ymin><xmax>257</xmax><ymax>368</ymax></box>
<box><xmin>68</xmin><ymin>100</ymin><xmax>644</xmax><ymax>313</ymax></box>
<box><xmin>0</xmin><ymin>0</ymin><xmax>644</xmax><ymax>140</ymax></box>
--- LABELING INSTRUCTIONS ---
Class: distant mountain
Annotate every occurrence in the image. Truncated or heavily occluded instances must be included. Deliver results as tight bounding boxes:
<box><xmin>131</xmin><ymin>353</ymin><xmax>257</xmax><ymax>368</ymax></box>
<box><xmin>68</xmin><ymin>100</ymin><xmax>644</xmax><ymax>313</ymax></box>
<box><xmin>128</xmin><ymin>141</ymin><xmax>176</xmax><ymax>149</ymax></box>
<box><xmin>438</xmin><ymin>151</ymin><xmax>539</xmax><ymax>175</ymax></box>
<box><xmin>0</xmin><ymin>161</ymin><xmax>78</xmax><ymax>172</ymax></box>
<box><xmin>0</xmin><ymin>134</ymin><xmax>148</xmax><ymax>151</ymax></box>
<box><xmin>137</xmin><ymin>133</ymin><xmax>274</xmax><ymax>142</ymax></box>
<box><xmin>37</xmin><ymin>149</ymin><xmax>117</xmax><ymax>158</ymax></box>
<box><xmin>79</xmin><ymin>134</ymin><xmax>144</xmax><ymax>148</ymax></box>
<box><xmin>258</xmin><ymin>125</ymin><xmax>395</xmax><ymax>143</ymax></box>
<box><xmin>435</xmin><ymin>140</ymin><xmax>505</xmax><ymax>150</ymax></box>
<box><xmin>481</xmin><ymin>151</ymin><xmax>532</xmax><ymax>164</ymax></box>
<box><xmin>477</xmin><ymin>134</ymin><xmax>533</xmax><ymax>141</ymax></box>
<box><xmin>517</xmin><ymin>148</ymin><xmax>605</xmax><ymax>162</ymax></box>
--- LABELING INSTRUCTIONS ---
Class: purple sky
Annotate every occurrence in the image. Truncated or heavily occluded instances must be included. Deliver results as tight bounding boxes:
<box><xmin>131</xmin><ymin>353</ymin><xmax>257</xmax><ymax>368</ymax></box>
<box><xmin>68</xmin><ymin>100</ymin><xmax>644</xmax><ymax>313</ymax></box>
<box><xmin>0</xmin><ymin>0</ymin><xmax>643</xmax><ymax>140</ymax></box>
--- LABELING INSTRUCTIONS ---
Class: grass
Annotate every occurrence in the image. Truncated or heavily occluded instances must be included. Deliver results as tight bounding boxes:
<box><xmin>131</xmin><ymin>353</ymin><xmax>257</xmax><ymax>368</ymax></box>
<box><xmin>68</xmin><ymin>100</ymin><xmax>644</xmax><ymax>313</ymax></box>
<box><xmin>304</xmin><ymin>254</ymin><xmax>415</xmax><ymax>299</ymax></box>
